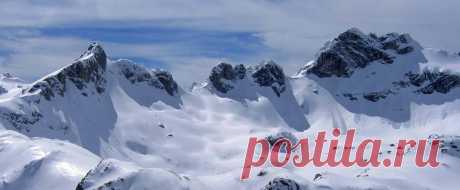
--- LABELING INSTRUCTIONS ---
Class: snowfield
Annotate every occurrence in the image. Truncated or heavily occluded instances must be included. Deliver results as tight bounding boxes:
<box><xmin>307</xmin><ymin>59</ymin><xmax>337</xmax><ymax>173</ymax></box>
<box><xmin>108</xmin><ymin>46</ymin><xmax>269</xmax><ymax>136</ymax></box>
<box><xmin>0</xmin><ymin>28</ymin><xmax>460</xmax><ymax>190</ymax></box>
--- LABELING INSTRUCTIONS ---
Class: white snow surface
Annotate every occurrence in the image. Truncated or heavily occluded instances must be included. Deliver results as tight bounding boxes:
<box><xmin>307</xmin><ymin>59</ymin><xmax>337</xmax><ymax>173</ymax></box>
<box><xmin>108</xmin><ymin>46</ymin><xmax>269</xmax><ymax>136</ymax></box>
<box><xmin>0</xmin><ymin>129</ymin><xmax>100</xmax><ymax>190</ymax></box>
<box><xmin>0</xmin><ymin>36</ymin><xmax>460</xmax><ymax>190</ymax></box>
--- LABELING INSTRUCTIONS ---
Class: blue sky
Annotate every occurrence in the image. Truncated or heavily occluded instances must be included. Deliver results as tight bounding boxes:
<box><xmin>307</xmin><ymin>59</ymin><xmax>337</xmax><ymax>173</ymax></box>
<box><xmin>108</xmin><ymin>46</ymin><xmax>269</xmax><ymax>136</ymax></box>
<box><xmin>0</xmin><ymin>0</ymin><xmax>459</xmax><ymax>86</ymax></box>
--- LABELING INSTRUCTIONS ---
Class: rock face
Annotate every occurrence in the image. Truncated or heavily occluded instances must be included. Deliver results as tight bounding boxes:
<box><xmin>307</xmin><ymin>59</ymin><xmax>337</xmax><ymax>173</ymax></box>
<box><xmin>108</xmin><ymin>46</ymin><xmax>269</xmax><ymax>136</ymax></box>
<box><xmin>262</xmin><ymin>178</ymin><xmax>302</xmax><ymax>190</ymax></box>
<box><xmin>294</xmin><ymin>28</ymin><xmax>460</xmax><ymax>123</ymax></box>
<box><xmin>209</xmin><ymin>62</ymin><xmax>246</xmax><ymax>93</ymax></box>
<box><xmin>406</xmin><ymin>70</ymin><xmax>460</xmax><ymax>94</ymax></box>
<box><xmin>25</xmin><ymin>43</ymin><xmax>179</xmax><ymax>100</ymax></box>
<box><xmin>208</xmin><ymin>61</ymin><xmax>286</xmax><ymax>97</ymax></box>
<box><xmin>116</xmin><ymin>60</ymin><xmax>179</xmax><ymax>96</ymax></box>
<box><xmin>298</xmin><ymin>28</ymin><xmax>460</xmax><ymax>105</ymax></box>
<box><xmin>252</xmin><ymin>62</ymin><xmax>286</xmax><ymax>96</ymax></box>
<box><xmin>26</xmin><ymin>42</ymin><xmax>108</xmax><ymax>100</ymax></box>
<box><xmin>299</xmin><ymin>28</ymin><xmax>416</xmax><ymax>78</ymax></box>
<box><xmin>0</xmin><ymin>42</ymin><xmax>183</xmax><ymax>152</ymax></box>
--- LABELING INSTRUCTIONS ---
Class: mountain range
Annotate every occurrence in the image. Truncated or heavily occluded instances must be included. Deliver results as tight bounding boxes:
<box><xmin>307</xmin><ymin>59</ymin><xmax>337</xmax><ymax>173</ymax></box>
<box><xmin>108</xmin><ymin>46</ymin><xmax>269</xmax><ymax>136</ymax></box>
<box><xmin>0</xmin><ymin>28</ymin><xmax>459</xmax><ymax>190</ymax></box>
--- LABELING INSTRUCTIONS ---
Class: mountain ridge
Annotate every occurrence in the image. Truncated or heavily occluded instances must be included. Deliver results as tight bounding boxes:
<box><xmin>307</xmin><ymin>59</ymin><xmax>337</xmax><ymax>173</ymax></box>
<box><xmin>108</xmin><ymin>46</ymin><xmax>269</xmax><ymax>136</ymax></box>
<box><xmin>0</xmin><ymin>28</ymin><xmax>459</xmax><ymax>190</ymax></box>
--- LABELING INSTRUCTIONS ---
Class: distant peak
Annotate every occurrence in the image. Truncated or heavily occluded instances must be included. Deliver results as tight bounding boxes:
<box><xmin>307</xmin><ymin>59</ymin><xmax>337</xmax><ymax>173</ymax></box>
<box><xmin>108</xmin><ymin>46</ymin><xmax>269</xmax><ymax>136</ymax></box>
<box><xmin>339</xmin><ymin>27</ymin><xmax>367</xmax><ymax>40</ymax></box>
<box><xmin>208</xmin><ymin>60</ymin><xmax>287</xmax><ymax>96</ymax></box>
<box><xmin>79</xmin><ymin>42</ymin><xmax>105</xmax><ymax>59</ymax></box>
<box><xmin>76</xmin><ymin>42</ymin><xmax>107</xmax><ymax>70</ymax></box>
<box><xmin>114</xmin><ymin>60</ymin><xmax>180</xmax><ymax>96</ymax></box>
<box><xmin>27</xmin><ymin>42</ymin><xmax>108</xmax><ymax>100</ymax></box>
<box><xmin>298</xmin><ymin>28</ymin><xmax>424</xmax><ymax>78</ymax></box>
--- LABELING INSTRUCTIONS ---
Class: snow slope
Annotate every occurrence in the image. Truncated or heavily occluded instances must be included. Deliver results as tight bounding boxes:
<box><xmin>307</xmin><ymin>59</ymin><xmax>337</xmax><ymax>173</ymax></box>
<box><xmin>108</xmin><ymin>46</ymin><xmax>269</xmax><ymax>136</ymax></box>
<box><xmin>0</xmin><ymin>129</ymin><xmax>99</xmax><ymax>190</ymax></box>
<box><xmin>0</xmin><ymin>28</ymin><xmax>460</xmax><ymax>190</ymax></box>
<box><xmin>0</xmin><ymin>43</ymin><xmax>183</xmax><ymax>153</ymax></box>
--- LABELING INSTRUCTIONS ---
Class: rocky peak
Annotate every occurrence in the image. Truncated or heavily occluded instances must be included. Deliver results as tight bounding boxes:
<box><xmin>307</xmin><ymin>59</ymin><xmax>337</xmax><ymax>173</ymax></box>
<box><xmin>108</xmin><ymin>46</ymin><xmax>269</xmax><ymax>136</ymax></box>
<box><xmin>208</xmin><ymin>61</ymin><xmax>286</xmax><ymax>96</ymax></box>
<box><xmin>78</xmin><ymin>42</ymin><xmax>107</xmax><ymax>66</ymax></box>
<box><xmin>251</xmin><ymin>61</ymin><xmax>286</xmax><ymax>96</ymax></box>
<box><xmin>208</xmin><ymin>62</ymin><xmax>246</xmax><ymax>93</ymax></box>
<box><xmin>26</xmin><ymin>42</ymin><xmax>108</xmax><ymax>100</ymax></box>
<box><xmin>115</xmin><ymin>60</ymin><xmax>179</xmax><ymax>96</ymax></box>
<box><xmin>298</xmin><ymin>28</ymin><xmax>419</xmax><ymax>78</ymax></box>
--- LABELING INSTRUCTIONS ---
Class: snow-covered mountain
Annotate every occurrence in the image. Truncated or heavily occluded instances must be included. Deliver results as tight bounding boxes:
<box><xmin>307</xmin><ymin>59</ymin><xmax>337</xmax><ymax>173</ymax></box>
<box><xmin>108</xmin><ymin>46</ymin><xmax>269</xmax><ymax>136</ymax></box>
<box><xmin>296</xmin><ymin>28</ymin><xmax>460</xmax><ymax>123</ymax></box>
<box><xmin>198</xmin><ymin>61</ymin><xmax>309</xmax><ymax>131</ymax></box>
<box><xmin>1</xmin><ymin>28</ymin><xmax>460</xmax><ymax>190</ymax></box>
<box><xmin>0</xmin><ymin>43</ymin><xmax>183</xmax><ymax>153</ymax></box>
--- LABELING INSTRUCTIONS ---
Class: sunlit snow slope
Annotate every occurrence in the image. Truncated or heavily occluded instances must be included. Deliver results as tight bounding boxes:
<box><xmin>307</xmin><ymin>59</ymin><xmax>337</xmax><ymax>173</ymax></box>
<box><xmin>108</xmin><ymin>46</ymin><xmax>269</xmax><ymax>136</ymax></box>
<box><xmin>0</xmin><ymin>28</ymin><xmax>460</xmax><ymax>190</ymax></box>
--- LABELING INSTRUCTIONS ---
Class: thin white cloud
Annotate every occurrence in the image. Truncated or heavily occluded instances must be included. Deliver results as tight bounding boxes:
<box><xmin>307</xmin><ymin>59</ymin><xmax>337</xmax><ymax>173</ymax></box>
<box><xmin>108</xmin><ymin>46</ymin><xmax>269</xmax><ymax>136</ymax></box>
<box><xmin>0</xmin><ymin>35</ymin><xmax>89</xmax><ymax>81</ymax></box>
<box><xmin>0</xmin><ymin>0</ymin><xmax>459</xmax><ymax>87</ymax></box>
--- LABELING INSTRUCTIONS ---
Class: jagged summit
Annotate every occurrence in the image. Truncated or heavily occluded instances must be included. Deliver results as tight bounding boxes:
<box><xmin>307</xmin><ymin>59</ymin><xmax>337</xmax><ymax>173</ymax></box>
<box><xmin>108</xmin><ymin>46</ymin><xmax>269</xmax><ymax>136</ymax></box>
<box><xmin>298</xmin><ymin>28</ymin><xmax>422</xmax><ymax>78</ymax></box>
<box><xmin>208</xmin><ymin>62</ymin><xmax>246</xmax><ymax>93</ymax></box>
<box><xmin>292</xmin><ymin>28</ymin><xmax>460</xmax><ymax>122</ymax></box>
<box><xmin>23</xmin><ymin>43</ymin><xmax>180</xmax><ymax>101</ymax></box>
<box><xmin>26</xmin><ymin>42</ymin><xmax>108</xmax><ymax>100</ymax></box>
<box><xmin>208</xmin><ymin>60</ymin><xmax>286</xmax><ymax>97</ymax></box>
<box><xmin>252</xmin><ymin>61</ymin><xmax>286</xmax><ymax>96</ymax></box>
<box><xmin>0</xmin><ymin>42</ymin><xmax>183</xmax><ymax>153</ymax></box>
<box><xmin>205</xmin><ymin>60</ymin><xmax>309</xmax><ymax>131</ymax></box>
<box><xmin>78</xmin><ymin>42</ymin><xmax>107</xmax><ymax>65</ymax></box>
<box><xmin>114</xmin><ymin>59</ymin><xmax>179</xmax><ymax>96</ymax></box>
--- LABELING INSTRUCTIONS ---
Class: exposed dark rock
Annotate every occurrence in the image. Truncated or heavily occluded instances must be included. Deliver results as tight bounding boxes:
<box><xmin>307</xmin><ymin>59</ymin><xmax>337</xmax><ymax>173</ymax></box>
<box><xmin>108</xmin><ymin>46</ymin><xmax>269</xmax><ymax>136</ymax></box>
<box><xmin>76</xmin><ymin>159</ymin><xmax>189</xmax><ymax>190</ymax></box>
<box><xmin>208</xmin><ymin>62</ymin><xmax>246</xmax><ymax>93</ymax></box>
<box><xmin>262</xmin><ymin>178</ymin><xmax>301</xmax><ymax>190</ymax></box>
<box><xmin>158</xmin><ymin>123</ymin><xmax>166</xmax><ymax>129</ymax></box>
<box><xmin>252</xmin><ymin>61</ymin><xmax>286</xmax><ymax>97</ymax></box>
<box><xmin>27</xmin><ymin>42</ymin><xmax>107</xmax><ymax>100</ymax></box>
<box><xmin>234</xmin><ymin>64</ymin><xmax>247</xmax><ymax>80</ymax></box>
<box><xmin>155</xmin><ymin>71</ymin><xmax>178</xmax><ymax>96</ymax></box>
<box><xmin>300</xmin><ymin>28</ymin><xmax>416</xmax><ymax>78</ymax></box>
<box><xmin>257</xmin><ymin>170</ymin><xmax>268</xmax><ymax>177</ymax></box>
<box><xmin>406</xmin><ymin>70</ymin><xmax>460</xmax><ymax>94</ymax></box>
<box><xmin>353</xmin><ymin>69</ymin><xmax>460</xmax><ymax>103</ymax></box>
<box><xmin>208</xmin><ymin>61</ymin><xmax>287</xmax><ymax>96</ymax></box>
<box><xmin>363</xmin><ymin>90</ymin><xmax>394</xmax><ymax>102</ymax></box>
<box><xmin>209</xmin><ymin>62</ymin><xmax>239</xmax><ymax>93</ymax></box>
<box><xmin>397</xmin><ymin>46</ymin><xmax>414</xmax><ymax>54</ymax></box>
<box><xmin>76</xmin><ymin>160</ymin><xmax>124</xmax><ymax>190</ymax></box>
<box><xmin>266</xmin><ymin>131</ymin><xmax>298</xmax><ymax>146</ymax></box>
<box><xmin>313</xmin><ymin>173</ymin><xmax>323</xmax><ymax>181</ymax></box>
<box><xmin>118</xmin><ymin>61</ymin><xmax>179</xmax><ymax>96</ymax></box>
<box><xmin>343</xmin><ymin>93</ymin><xmax>358</xmax><ymax>101</ymax></box>
<box><xmin>428</xmin><ymin>134</ymin><xmax>460</xmax><ymax>158</ymax></box>
<box><xmin>266</xmin><ymin>131</ymin><xmax>298</xmax><ymax>153</ymax></box>
<box><xmin>0</xmin><ymin>111</ymin><xmax>42</xmax><ymax>132</ymax></box>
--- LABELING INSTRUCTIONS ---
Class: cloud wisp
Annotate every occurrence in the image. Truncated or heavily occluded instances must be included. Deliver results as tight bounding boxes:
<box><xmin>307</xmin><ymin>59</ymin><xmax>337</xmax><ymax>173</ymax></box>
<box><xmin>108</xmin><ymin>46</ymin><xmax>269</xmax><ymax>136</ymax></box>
<box><xmin>0</xmin><ymin>0</ymin><xmax>459</xmax><ymax>87</ymax></box>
